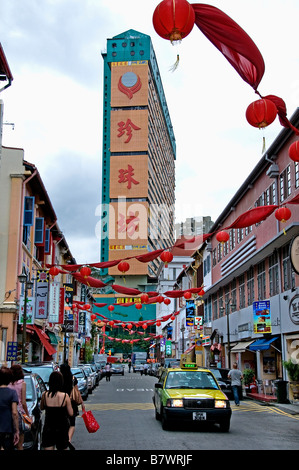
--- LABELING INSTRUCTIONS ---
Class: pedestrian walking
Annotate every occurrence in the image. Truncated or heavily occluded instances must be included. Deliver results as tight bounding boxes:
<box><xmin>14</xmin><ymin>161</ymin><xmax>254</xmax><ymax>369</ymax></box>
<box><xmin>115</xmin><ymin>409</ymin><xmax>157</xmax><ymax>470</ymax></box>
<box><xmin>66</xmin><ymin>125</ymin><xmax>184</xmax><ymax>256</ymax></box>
<box><xmin>0</xmin><ymin>366</ymin><xmax>19</xmax><ymax>450</ymax></box>
<box><xmin>8</xmin><ymin>364</ymin><xmax>30</xmax><ymax>450</ymax></box>
<box><xmin>143</xmin><ymin>363</ymin><xmax>148</xmax><ymax>376</ymax></box>
<box><xmin>105</xmin><ymin>363</ymin><xmax>111</xmax><ymax>381</ymax></box>
<box><xmin>128</xmin><ymin>359</ymin><xmax>132</xmax><ymax>373</ymax></box>
<box><xmin>60</xmin><ymin>363</ymin><xmax>82</xmax><ymax>448</ymax></box>
<box><xmin>40</xmin><ymin>371</ymin><xmax>73</xmax><ymax>450</ymax></box>
<box><xmin>228</xmin><ymin>362</ymin><xmax>243</xmax><ymax>405</ymax></box>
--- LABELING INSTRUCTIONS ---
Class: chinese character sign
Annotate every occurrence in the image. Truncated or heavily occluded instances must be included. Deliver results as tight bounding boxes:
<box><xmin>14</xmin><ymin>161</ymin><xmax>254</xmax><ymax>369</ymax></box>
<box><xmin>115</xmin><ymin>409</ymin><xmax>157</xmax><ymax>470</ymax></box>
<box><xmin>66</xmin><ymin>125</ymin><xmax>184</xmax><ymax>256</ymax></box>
<box><xmin>35</xmin><ymin>270</ymin><xmax>49</xmax><ymax>320</ymax></box>
<box><xmin>6</xmin><ymin>342</ymin><xmax>18</xmax><ymax>362</ymax></box>
<box><xmin>253</xmin><ymin>301</ymin><xmax>272</xmax><ymax>334</ymax></box>
<box><xmin>118</xmin><ymin>165</ymin><xmax>139</xmax><ymax>189</ymax></box>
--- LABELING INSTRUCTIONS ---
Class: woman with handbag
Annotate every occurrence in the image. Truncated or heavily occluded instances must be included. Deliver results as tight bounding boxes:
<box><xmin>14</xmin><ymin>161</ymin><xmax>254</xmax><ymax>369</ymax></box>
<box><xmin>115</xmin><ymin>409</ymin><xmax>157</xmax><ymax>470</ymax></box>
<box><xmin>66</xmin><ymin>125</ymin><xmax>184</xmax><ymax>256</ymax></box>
<box><xmin>8</xmin><ymin>364</ymin><xmax>31</xmax><ymax>450</ymax></box>
<box><xmin>60</xmin><ymin>363</ymin><xmax>83</xmax><ymax>448</ymax></box>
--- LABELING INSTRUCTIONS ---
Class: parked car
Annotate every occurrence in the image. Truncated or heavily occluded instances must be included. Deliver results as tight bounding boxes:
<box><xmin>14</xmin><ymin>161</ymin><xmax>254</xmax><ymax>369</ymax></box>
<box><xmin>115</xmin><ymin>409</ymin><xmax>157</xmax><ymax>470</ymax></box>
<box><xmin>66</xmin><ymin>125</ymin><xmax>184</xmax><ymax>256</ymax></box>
<box><xmin>23</xmin><ymin>372</ymin><xmax>47</xmax><ymax>450</ymax></box>
<box><xmin>71</xmin><ymin>367</ymin><xmax>88</xmax><ymax>401</ymax></box>
<box><xmin>95</xmin><ymin>361</ymin><xmax>106</xmax><ymax>379</ymax></box>
<box><xmin>86</xmin><ymin>363</ymin><xmax>101</xmax><ymax>385</ymax></box>
<box><xmin>110</xmin><ymin>363</ymin><xmax>124</xmax><ymax>375</ymax></box>
<box><xmin>79</xmin><ymin>365</ymin><xmax>96</xmax><ymax>393</ymax></box>
<box><xmin>148</xmin><ymin>363</ymin><xmax>161</xmax><ymax>377</ymax></box>
<box><xmin>209</xmin><ymin>368</ymin><xmax>233</xmax><ymax>399</ymax></box>
<box><xmin>22</xmin><ymin>362</ymin><xmax>59</xmax><ymax>389</ymax></box>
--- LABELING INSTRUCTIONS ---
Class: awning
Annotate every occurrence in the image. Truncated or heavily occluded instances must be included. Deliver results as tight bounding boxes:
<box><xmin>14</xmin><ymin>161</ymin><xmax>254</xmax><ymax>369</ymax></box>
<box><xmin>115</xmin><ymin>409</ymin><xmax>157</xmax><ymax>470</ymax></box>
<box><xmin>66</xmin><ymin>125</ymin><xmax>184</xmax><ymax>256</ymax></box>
<box><xmin>46</xmin><ymin>331</ymin><xmax>59</xmax><ymax>345</ymax></box>
<box><xmin>248</xmin><ymin>336</ymin><xmax>278</xmax><ymax>352</ymax></box>
<box><xmin>32</xmin><ymin>325</ymin><xmax>57</xmax><ymax>356</ymax></box>
<box><xmin>230</xmin><ymin>340</ymin><xmax>254</xmax><ymax>353</ymax></box>
<box><xmin>184</xmin><ymin>345</ymin><xmax>195</xmax><ymax>354</ymax></box>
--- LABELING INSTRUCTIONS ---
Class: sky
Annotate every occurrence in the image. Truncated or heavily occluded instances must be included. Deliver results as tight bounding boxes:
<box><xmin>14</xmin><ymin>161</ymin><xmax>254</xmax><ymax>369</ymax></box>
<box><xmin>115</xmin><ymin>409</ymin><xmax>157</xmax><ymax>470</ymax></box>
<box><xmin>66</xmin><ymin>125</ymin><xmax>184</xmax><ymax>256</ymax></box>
<box><xmin>1</xmin><ymin>0</ymin><xmax>299</xmax><ymax>265</ymax></box>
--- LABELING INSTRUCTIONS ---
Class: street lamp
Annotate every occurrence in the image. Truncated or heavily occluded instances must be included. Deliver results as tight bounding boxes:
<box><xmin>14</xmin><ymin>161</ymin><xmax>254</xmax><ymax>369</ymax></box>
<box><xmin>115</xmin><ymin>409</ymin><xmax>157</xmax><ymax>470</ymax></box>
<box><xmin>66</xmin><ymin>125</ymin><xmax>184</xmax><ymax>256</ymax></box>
<box><xmin>221</xmin><ymin>298</ymin><xmax>236</xmax><ymax>369</ymax></box>
<box><xmin>18</xmin><ymin>269</ymin><xmax>34</xmax><ymax>363</ymax></box>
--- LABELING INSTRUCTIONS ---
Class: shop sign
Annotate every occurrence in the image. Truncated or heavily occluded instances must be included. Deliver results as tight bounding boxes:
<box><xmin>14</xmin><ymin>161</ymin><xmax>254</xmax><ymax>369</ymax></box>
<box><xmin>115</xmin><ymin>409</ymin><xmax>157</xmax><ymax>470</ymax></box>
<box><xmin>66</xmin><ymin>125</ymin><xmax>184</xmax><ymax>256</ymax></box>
<box><xmin>253</xmin><ymin>300</ymin><xmax>272</xmax><ymax>334</ymax></box>
<box><xmin>289</xmin><ymin>295</ymin><xmax>299</xmax><ymax>325</ymax></box>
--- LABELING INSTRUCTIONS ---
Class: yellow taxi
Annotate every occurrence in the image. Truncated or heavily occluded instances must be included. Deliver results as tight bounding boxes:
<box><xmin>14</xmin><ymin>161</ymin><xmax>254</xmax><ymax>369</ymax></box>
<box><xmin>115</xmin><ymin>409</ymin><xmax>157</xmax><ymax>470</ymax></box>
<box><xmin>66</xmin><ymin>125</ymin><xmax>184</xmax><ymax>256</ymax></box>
<box><xmin>153</xmin><ymin>362</ymin><xmax>232</xmax><ymax>431</ymax></box>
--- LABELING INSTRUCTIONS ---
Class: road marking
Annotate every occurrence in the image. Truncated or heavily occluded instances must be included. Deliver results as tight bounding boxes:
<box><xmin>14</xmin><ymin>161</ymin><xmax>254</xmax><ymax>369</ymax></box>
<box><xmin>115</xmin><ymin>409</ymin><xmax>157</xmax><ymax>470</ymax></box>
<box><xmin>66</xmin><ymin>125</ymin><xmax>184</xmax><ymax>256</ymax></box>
<box><xmin>82</xmin><ymin>403</ymin><xmax>154</xmax><ymax>411</ymax></box>
<box><xmin>231</xmin><ymin>402</ymin><xmax>299</xmax><ymax>420</ymax></box>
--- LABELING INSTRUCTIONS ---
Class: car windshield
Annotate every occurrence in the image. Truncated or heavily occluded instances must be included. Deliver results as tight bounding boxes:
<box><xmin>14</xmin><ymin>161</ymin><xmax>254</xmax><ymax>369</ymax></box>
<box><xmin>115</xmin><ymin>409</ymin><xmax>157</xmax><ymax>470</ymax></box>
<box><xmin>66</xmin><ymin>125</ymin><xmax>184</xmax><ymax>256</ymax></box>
<box><xmin>165</xmin><ymin>371</ymin><xmax>219</xmax><ymax>390</ymax></box>
<box><xmin>23</xmin><ymin>366</ymin><xmax>52</xmax><ymax>384</ymax></box>
<box><xmin>71</xmin><ymin>368</ymin><xmax>85</xmax><ymax>379</ymax></box>
<box><xmin>211</xmin><ymin>369</ymin><xmax>222</xmax><ymax>379</ymax></box>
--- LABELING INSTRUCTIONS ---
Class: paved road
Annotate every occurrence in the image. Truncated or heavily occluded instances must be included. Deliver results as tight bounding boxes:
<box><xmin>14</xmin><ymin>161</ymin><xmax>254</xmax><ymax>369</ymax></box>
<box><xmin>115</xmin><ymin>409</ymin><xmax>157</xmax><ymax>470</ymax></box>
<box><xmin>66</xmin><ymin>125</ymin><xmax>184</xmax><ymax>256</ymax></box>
<box><xmin>72</xmin><ymin>370</ymin><xmax>299</xmax><ymax>454</ymax></box>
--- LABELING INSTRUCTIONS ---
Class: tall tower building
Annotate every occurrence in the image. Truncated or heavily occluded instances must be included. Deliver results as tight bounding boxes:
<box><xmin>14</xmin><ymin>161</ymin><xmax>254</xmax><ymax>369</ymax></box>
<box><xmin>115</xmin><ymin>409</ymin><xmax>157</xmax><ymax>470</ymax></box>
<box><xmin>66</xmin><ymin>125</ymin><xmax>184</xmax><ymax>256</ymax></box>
<box><xmin>100</xmin><ymin>30</ymin><xmax>176</xmax><ymax>286</ymax></box>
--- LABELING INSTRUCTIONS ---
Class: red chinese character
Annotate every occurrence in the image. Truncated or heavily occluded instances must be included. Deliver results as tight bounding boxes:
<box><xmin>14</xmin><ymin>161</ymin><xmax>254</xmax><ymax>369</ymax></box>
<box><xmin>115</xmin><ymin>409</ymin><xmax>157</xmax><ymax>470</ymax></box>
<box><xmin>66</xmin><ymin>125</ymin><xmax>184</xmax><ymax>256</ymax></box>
<box><xmin>118</xmin><ymin>165</ymin><xmax>139</xmax><ymax>189</ymax></box>
<box><xmin>117</xmin><ymin>119</ymin><xmax>141</xmax><ymax>143</ymax></box>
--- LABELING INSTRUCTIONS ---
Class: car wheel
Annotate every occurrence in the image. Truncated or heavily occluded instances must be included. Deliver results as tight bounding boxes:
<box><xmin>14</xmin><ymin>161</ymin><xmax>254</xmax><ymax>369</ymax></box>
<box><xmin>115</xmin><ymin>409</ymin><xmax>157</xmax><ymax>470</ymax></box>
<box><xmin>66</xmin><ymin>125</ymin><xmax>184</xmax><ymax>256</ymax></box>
<box><xmin>161</xmin><ymin>408</ymin><xmax>170</xmax><ymax>430</ymax></box>
<box><xmin>219</xmin><ymin>419</ymin><xmax>230</xmax><ymax>432</ymax></box>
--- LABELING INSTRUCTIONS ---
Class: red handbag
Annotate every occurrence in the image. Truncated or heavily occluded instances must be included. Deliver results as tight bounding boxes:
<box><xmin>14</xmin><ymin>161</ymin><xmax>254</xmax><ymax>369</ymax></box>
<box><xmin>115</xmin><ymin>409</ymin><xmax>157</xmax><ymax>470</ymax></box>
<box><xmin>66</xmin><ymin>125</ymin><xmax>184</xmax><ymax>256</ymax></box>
<box><xmin>82</xmin><ymin>406</ymin><xmax>100</xmax><ymax>433</ymax></box>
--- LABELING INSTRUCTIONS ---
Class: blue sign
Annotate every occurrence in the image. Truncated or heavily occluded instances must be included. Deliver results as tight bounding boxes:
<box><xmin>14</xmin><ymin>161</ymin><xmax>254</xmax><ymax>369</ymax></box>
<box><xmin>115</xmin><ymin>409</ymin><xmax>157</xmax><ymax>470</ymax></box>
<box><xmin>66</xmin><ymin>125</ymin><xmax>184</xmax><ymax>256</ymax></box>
<box><xmin>6</xmin><ymin>342</ymin><xmax>18</xmax><ymax>361</ymax></box>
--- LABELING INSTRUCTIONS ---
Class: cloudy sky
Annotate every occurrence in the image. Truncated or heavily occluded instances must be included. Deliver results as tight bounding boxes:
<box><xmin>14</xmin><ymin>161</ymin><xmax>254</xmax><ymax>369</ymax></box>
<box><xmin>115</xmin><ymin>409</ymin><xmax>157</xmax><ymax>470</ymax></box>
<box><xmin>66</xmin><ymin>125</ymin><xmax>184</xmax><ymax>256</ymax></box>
<box><xmin>1</xmin><ymin>0</ymin><xmax>299</xmax><ymax>264</ymax></box>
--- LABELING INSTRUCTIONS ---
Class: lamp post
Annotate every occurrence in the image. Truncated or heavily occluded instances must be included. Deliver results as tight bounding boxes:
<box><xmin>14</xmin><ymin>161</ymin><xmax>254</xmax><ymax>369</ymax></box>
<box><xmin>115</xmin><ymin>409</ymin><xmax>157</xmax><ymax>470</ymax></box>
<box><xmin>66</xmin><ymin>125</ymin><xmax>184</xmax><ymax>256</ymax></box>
<box><xmin>221</xmin><ymin>298</ymin><xmax>236</xmax><ymax>369</ymax></box>
<box><xmin>181</xmin><ymin>323</ymin><xmax>186</xmax><ymax>354</ymax></box>
<box><xmin>18</xmin><ymin>269</ymin><xmax>34</xmax><ymax>363</ymax></box>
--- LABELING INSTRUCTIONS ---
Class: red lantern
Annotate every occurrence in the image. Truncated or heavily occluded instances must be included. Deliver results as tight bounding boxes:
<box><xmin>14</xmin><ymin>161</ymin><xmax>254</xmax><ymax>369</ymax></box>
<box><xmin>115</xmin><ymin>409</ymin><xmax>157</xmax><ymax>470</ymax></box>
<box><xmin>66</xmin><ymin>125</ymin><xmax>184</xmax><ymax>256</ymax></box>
<box><xmin>91</xmin><ymin>314</ymin><xmax>96</xmax><ymax>321</ymax></box>
<box><xmin>156</xmin><ymin>320</ymin><xmax>161</xmax><ymax>327</ymax></box>
<box><xmin>49</xmin><ymin>266</ymin><xmax>60</xmax><ymax>278</ymax></box>
<box><xmin>153</xmin><ymin>0</ymin><xmax>195</xmax><ymax>43</ymax></box>
<box><xmin>140</xmin><ymin>293</ymin><xmax>149</xmax><ymax>304</ymax></box>
<box><xmin>157</xmin><ymin>295</ymin><xmax>164</xmax><ymax>303</ymax></box>
<box><xmin>288</xmin><ymin>141</ymin><xmax>299</xmax><ymax>162</ymax></box>
<box><xmin>216</xmin><ymin>231</ymin><xmax>229</xmax><ymax>244</ymax></box>
<box><xmin>275</xmin><ymin>207</ymin><xmax>291</xmax><ymax>223</ymax></box>
<box><xmin>108</xmin><ymin>305</ymin><xmax>114</xmax><ymax>312</ymax></box>
<box><xmin>118</xmin><ymin>261</ymin><xmax>130</xmax><ymax>274</ymax></box>
<box><xmin>80</xmin><ymin>266</ymin><xmax>91</xmax><ymax>278</ymax></box>
<box><xmin>164</xmin><ymin>298</ymin><xmax>171</xmax><ymax>305</ymax></box>
<box><xmin>183</xmin><ymin>291</ymin><xmax>192</xmax><ymax>300</ymax></box>
<box><xmin>109</xmin><ymin>321</ymin><xmax>115</xmax><ymax>327</ymax></box>
<box><xmin>160</xmin><ymin>251</ymin><xmax>174</xmax><ymax>267</ymax></box>
<box><xmin>246</xmin><ymin>98</ymin><xmax>277</xmax><ymax>129</ymax></box>
<box><xmin>142</xmin><ymin>323</ymin><xmax>148</xmax><ymax>330</ymax></box>
<box><xmin>170</xmin><ymin>315</ymin><xmax>176</xmax><ymax>320</ymax></box>
<box><xmin>127</xmin><ymin>323</ymin><xmax>133</xmax><ymax>330</ymax></box>
<box><xmin>83</xmin><ymin>304</ymin><xmax>91</xmax><ymax>310</ymax></box>
<box><xmin>135</xmin><ymin>303</ymin><xmax>142</xmax><ymax>310</ymax></box>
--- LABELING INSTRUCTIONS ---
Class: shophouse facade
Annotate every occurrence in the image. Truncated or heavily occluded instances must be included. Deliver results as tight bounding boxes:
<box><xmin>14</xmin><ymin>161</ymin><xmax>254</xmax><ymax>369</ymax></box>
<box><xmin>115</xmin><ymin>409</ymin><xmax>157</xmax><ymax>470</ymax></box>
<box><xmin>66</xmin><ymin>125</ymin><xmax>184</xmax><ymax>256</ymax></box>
<box><xmin>202</xmin><ymin>109</ymin><xmax>299</xmax><ymax>399</ymax></box>
<box><xmin>0</xmin><ymin>146</ymin><xmax>91</xmax><ymax>366</ymax></box>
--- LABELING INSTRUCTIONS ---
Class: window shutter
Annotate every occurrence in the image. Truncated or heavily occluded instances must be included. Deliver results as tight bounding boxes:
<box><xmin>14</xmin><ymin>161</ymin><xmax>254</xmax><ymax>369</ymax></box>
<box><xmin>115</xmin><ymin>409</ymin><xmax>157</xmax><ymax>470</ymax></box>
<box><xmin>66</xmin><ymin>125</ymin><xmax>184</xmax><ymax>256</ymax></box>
<box><xmin>35</xmin><ymin>217</ymin><xmax>45</xmax><ymax>245</ymax></box>
<box><xmin>24</xmin><ymin>196</ymin><xmax>35</xmax><ymax>226</ymax></box>
<box><xmin>45</xmin><ymin>228</ymin><xmax>51</xmax><ymax>253</ymax></box>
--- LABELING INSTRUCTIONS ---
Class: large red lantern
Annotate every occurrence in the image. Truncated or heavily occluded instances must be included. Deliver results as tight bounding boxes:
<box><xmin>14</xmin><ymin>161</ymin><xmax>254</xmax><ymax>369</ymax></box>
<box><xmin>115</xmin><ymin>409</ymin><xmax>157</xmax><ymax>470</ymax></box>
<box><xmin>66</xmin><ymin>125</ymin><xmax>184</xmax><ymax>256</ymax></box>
<box><xmin>216</xmin><ymin>231</ymin><xmax>229</xmax><ymax>244</ymax></box>
<box><xmin>153</xmin><ymin>0</ymin><xmax>195</xmax><ymax>43</ymax></box>
<box><xmin>160</xmin><ymin>251</ymin><xmax>174</xmax><ymax>267</ymax></box>
<box><xmin>157</xmin><ymin>295</ymin><xmax>164</xmax><ymax>303</ymax></box>
<box><xmin>127</xmin><ymin>323</ymin><xmax>133</xmax><ymax>330</ymax></box>
<box><xmin>135</xmin><ymin>303</ymin><xmax>142</xmax><ymax>310</ymax></box>
<box><xmin>49</xmin><ymin>266</ymin><xmax>60</xmax><ymax>278</ymax></box>
<box><xmin>118</xmin><ymin>261</ymin><xmax>130</xmax><ymax>274</ymax></box>
<box><xmin>164</xmin><ymin>298</ymin><xmax>171</xmax><ymax>305</ymax></box>
<box><xmin>80</xmin><ymin>266</ymin><xmax>91</xmax><ymax>278</ymax></box>
<box><xmin>275</xmin><ymin>207</ymin><xmax>291</xmax><ymax>223</ymax></box>
<box><xmin>246</xmin><ymin>98</ymin><xmax>277</xmax><ymax>129</ymax></box>
<box><xmin>91</xmin><ymin>314</ymin><xmax>97</xmax><ymax>321</ymax></box>
<box><xmin>156</xmin><ymin>320</ymin><xmax>161</xmax><ymax>327</ymax></box>
<box><xmin>140</xmin><ymin>293</ymin><xmax>149</xmax><ymax>304</ymax></box>
<box><xmin>108</xmin><ymin>305</ymin><xmax>114</xmax><ymax>312</ymax></box>
<box><xmin>288</xmin><ymin>141</ymin><xmax>299</xmax><ymax>162</ymax></box>
<box><xmin>183</xmin><ymin>291</ymin><xmax>192</xmax><ymax>300</ymax></box>
<box><xmin>83</xmin><ymin>304</ymin><xmax>91</xmax><ymax>310</ymax></box>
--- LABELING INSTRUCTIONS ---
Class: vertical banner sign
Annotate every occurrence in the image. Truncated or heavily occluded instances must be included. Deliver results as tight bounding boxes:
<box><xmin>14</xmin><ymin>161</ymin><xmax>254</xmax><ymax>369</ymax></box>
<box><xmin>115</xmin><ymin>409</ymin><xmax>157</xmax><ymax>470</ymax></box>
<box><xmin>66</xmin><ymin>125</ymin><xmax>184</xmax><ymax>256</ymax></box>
<box><xmin>64</xmin><ymin>283</ymin><xmax>74</xmax><ymax>332</ymax></box>
<box><xmin>79</xmin><ymin>310</ymin><xmax>86</xmax><ymax>333</ymax></box>
<box><xmin>186</xmin><ymin>300</ymin><xmax>195</xmax><ymax>327</ymax></box>
<box><xmin>73</xmin><ymin>304</ymin><xmax>79</xmax><ymax>333</ymax></box>
<box><xmin>253</xmin><ymin>301</ymin><xmax>272</xmax><ymax>334</ymax></box>
<box><xmin>6</xmin><ymin>342</ymin><xmax>18</xmax><ymax>361</ymax></box>
<box><xmin>59</xmin><ymin>287</ymin><xmax>65</xmax><ymax>324</ymax></box>
<box><xmin>35</xmin><ymin>270</ymin><xmax>49</xmax><ymax>319</ymax></box>
<box><xmin>19</xmin><ymin>296</ymin><xmax>34</xmax><ymax>325</ymax></box>
<box><xmin>48</xmin><ymin>282</ymin><xmax>60</xmax><ymax>323</ymax></box>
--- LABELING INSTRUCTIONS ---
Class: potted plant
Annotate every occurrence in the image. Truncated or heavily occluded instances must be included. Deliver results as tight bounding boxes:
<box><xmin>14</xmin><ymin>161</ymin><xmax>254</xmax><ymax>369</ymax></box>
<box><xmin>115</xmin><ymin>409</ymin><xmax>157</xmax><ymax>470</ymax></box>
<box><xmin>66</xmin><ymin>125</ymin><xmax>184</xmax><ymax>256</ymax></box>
<box><xmin>283</xmin><ymin>359</ymin><xmax>299</xmax><ymax>400</ymax></box>
<box><xmin>243</xmin><ymin>369</ymin><xmax>255</xmax><ymax>395</ymax></box>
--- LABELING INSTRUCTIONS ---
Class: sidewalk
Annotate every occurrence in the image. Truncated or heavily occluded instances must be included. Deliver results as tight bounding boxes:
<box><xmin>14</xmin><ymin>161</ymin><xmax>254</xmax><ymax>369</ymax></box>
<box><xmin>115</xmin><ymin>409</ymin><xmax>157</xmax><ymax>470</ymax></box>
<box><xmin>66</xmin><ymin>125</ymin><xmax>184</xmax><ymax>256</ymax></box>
<box><xmin>245</xmin><ymin>392</ymin><xmax>299</xmax><ymax>415</ymax></box>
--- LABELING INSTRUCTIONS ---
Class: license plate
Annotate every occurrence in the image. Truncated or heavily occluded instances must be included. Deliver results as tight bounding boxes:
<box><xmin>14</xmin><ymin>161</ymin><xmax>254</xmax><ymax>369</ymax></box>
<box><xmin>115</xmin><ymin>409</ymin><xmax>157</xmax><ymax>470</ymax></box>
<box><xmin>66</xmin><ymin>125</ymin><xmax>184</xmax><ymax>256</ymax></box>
<box><xmin>193</xmin><ymin>411</ymin><xmax>206</xmax><ymax>421</ymax></box>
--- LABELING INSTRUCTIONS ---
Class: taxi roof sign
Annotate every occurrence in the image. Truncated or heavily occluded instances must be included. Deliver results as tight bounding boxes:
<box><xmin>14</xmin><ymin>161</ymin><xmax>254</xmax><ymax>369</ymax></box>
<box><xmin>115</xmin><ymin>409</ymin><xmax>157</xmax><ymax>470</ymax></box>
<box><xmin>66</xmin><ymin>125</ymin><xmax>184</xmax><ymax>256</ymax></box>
<box><xmin>180</xmin><ymin>361</ymin><xmax>197</xmax><ymax>369</ymax></box>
